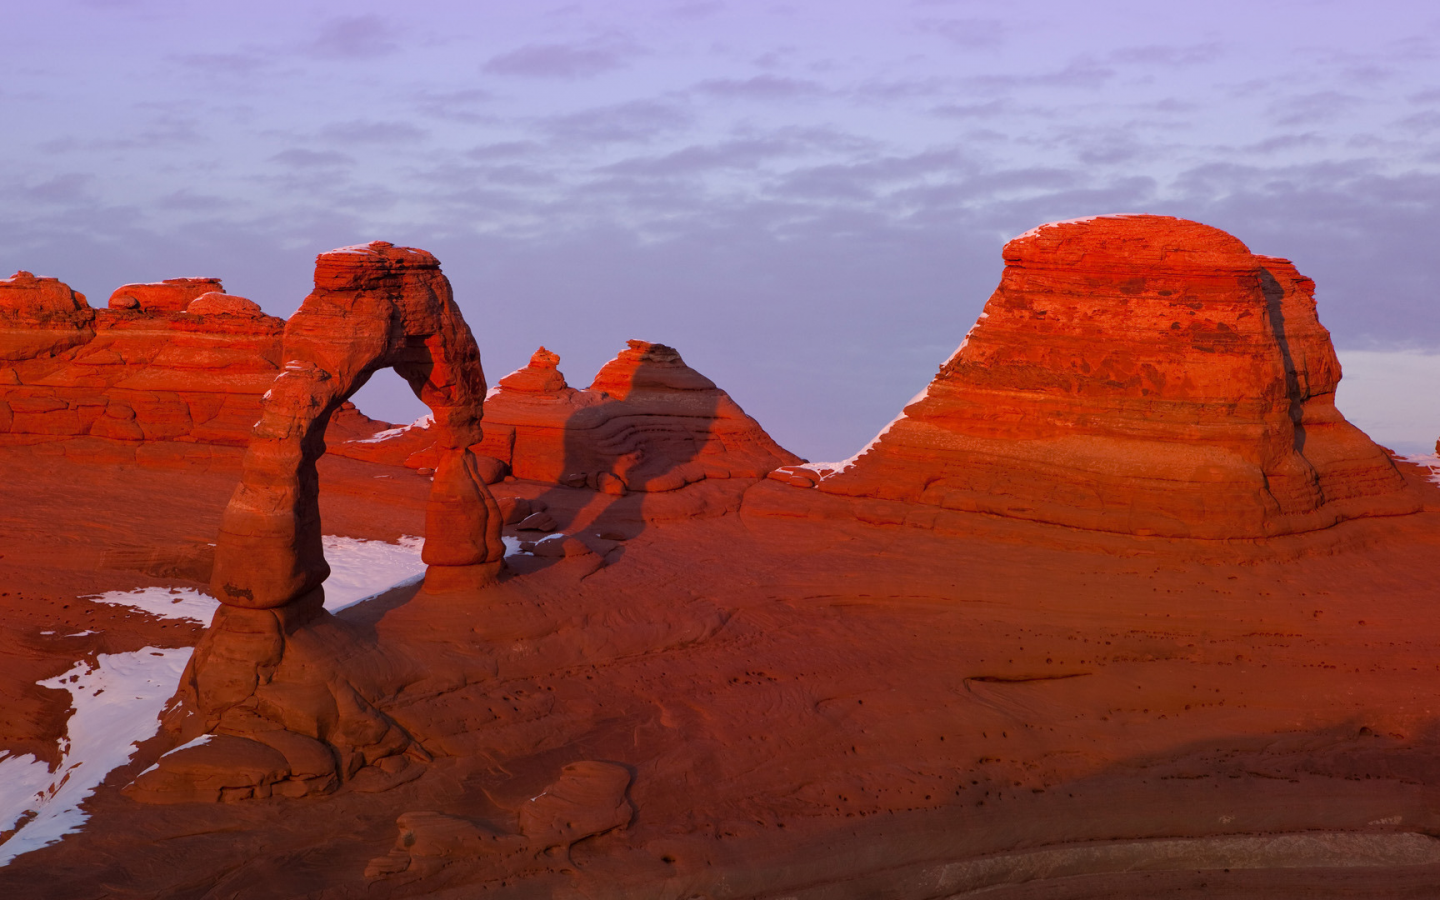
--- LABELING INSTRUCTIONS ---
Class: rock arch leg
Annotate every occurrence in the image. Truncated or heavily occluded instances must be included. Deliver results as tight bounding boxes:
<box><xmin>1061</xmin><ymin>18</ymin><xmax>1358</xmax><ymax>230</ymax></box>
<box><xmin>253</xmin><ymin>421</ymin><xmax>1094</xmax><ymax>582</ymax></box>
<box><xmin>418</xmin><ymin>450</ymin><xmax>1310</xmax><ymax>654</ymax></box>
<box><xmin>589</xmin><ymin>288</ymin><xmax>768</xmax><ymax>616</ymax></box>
<box><xmin>133</xmin><ymin>243</ymin><xmax>503</xmax><ymax>804</ymax></box>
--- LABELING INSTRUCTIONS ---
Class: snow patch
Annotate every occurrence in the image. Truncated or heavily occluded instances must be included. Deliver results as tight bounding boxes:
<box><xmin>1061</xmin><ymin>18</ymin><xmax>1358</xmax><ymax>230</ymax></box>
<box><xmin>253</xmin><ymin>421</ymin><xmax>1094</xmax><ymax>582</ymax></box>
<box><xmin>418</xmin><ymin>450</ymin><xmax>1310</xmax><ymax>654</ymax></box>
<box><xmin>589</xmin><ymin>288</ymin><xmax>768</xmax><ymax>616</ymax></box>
<box><xmin>1402</xmin><ymin>453</ymin><xmax>1440</xmax><ymax>486</ymax></box>
<box><xmin>83</xmin><ymin>536</ymin><xmax>430</xmax><ymax>620</ymax></box>
<box><xmin>354</xmin><ymin>412</ymin><xmax>433</xmax><ymax>444</ymax></box>
<box><xmin>502</xmin><ymin>535</ymin><xmax>531</xmax><ymax>557</ymax></box>
<box><xmin>0</xmin><ymin>648</ymin><xmax>191</xmax><ymax>866</ymax></box>
<box><xmin>319</xmin><ymin>535</ymin><xmax>426</xmax><ymax>612</ymax></box>
<box><xmin>85</xmin><ymin>587</ymin><xmax>218</xmax><ymax>625</ymax></box>
<box><xmin>1010</xmin><ymin>213</ymin><xmax>1144</xmax><ymax>242</ymax></box>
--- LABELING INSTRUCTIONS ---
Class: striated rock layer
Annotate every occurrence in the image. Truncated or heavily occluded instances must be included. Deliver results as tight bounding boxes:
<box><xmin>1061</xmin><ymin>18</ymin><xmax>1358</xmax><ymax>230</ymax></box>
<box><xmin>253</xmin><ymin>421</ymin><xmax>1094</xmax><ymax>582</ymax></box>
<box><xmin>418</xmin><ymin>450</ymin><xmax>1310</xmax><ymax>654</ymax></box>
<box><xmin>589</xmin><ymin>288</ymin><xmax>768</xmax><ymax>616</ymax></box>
<box><xmin>807</xmin><ymin>215</ymin><xmax>1417</xmax><ymax>538</ymax></box>
<box><xmin>470</xmin><ymin>340</ymin><xmax>800</xmax><ymax>493</ymax></box>
<box><xmin>0</xmin><ymin>273</ymin><xmax>284</xmax><ymax>463</ymax></box>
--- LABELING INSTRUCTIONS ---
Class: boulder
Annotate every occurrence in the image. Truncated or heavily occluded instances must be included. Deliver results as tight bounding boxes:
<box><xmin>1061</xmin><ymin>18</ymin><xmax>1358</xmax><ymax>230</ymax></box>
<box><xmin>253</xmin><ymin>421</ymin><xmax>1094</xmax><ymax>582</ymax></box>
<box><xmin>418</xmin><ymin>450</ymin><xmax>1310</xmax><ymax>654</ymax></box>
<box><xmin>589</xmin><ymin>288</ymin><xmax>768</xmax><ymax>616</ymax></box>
<box><xmin>186</xmin><ymin>292</ymin><xmax>266</xmax><ymax>318</ymax></box>
<box><xmin>109</xmin><ymin>277</ymin><xmax>224</xmax><ymax>313</ymax></box>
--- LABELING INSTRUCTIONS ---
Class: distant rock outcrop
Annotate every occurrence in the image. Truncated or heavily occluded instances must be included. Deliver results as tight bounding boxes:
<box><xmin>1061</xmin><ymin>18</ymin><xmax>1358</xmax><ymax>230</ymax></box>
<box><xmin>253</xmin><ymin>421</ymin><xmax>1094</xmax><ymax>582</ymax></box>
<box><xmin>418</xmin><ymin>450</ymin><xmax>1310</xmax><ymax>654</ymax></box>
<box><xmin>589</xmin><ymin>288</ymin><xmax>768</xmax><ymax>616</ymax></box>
<box><xmin>0</xmin><ymin>271</ymin><xmax>96</xmax><ymax>361</ymax></box>
<box><xmin>468</xmin><ymin>340</ymin><xmax>800</xmax><ymax>492</ymax></box>
<box><xmin>0</xmin><ymin>272</ymin><xmax>282</xmax><ymax>463</ymax></box>
<box><xmin>794</xmin><ymin>215</ymin><xmax>1418</xmax><ymax>538</ymax></box>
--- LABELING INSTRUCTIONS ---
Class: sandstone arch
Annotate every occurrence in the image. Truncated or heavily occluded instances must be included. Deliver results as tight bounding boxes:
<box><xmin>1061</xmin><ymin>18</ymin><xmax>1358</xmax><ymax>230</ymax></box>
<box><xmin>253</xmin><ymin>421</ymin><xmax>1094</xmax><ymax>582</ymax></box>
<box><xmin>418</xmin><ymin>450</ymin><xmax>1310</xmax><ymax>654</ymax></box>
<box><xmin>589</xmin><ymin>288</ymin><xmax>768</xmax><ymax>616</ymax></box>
<box><xmin>211</xmin><ymin>241</ymin><xmax>503</xmax><ymax>608</ymax></box>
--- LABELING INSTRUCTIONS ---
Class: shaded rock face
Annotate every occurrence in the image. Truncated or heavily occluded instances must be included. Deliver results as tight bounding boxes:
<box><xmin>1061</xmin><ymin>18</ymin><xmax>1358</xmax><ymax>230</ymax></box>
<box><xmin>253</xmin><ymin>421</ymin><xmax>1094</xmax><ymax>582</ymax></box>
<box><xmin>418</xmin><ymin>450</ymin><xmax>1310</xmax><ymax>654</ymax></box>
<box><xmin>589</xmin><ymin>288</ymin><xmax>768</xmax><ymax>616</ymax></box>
<box><xmin>813</xmin><ymin>215</ymin><xmax>1417</xmax><ymax>538</ymax></box>
<box><xmin>0</xmin><ymin>273</ymin><xmax>283</xmax><ymax>461</ymax></box>
<box><xmin>470</xmin><ymin>340</ymin><xmax>799</xmax><ymax>493</ymax></box>
<box><xmin>211</xmin><ymin>241</ymin><xmax>503</xmax><ymax>610</ymax></box>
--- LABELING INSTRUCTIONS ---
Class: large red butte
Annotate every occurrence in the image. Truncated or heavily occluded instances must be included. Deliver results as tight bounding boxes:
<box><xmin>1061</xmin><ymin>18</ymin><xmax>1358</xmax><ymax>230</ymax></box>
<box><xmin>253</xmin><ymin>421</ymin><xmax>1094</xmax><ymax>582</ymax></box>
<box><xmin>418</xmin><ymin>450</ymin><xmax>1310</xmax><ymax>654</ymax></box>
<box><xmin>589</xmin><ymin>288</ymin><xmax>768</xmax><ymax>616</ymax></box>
<box><xmin>811</xmin><ymin>215</ymin><xmax>1417</xmax><ymax>538</ymax></box>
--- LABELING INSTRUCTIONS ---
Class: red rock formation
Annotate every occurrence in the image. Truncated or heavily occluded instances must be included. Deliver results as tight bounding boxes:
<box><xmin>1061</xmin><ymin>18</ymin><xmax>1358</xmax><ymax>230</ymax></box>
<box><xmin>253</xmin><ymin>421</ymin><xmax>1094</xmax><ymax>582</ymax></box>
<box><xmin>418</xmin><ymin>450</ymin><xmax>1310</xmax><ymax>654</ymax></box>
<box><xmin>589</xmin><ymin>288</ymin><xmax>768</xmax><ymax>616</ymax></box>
<box><xmin>466</xmin><ymin>341</ymin><xmax>799</xmax><ymax>492</ymax></box>
<box><xmin>210</xmin><ymin>241</ymin><xmax>503</xmax><ymax>610</ymax></box>
<box><xmin>0</xmin><ymin>271</ymin><xmax>95</xmax><ymax>361</ymax></box>
<box><xmin>804</xmin><ymin>215</ymin><xmax>1418</xmax><ymax>538</ymax></box>
<box><xmin>109</xmin><ymin>277</ymin><xmax>225</xmax><ymax>313</ymax></box>
<box><xmin>0</xmin><ymin>274</ymin><xmax>283</xmax><ymax>461</ymax></box>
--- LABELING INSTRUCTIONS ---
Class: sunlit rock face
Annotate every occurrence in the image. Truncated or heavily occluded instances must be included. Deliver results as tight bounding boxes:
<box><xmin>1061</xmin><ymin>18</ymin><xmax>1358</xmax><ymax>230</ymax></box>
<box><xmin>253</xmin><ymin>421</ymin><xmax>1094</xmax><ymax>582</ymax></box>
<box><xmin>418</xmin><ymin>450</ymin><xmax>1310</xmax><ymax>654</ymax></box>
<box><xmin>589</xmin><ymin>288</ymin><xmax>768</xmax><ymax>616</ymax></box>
<box><xmin>813</xmin><ymin>215</ymin><xmax>1417</xmax><ymax>538</ymax></box>
<box><xmin>0</xmin><ymin>271</ymin><xmax>95</xmax><ymax>362</ymax></box>
<box><xmin>211</xmin><ymin>241</ymin><xmax>503</xmax><ymax>611</ymax></box>
<box><xmin>0</xmin><ymin>273</ymin><xmax>282</xmax><ymax>461</ymax></box>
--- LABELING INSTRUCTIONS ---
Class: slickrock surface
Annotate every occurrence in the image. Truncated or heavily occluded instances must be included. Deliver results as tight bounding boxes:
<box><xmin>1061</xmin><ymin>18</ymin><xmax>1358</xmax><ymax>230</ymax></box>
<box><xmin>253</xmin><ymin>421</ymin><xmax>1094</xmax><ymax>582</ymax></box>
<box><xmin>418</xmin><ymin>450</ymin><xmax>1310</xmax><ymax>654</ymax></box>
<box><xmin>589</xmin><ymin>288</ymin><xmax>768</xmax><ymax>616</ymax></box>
<box><xmin>2</xmin><ymin>437</ymin><xmax>1440</xmax><ymax>899</ymax></box>
<box><xmin>471</xmin><ymin>340</ymin><xmax>800</xmax><ymax>492</ymax></box>
<box><xmin>786</xmin><ymin>215</ymin><xmax>1418</xmax><ymax>538</ymax></box>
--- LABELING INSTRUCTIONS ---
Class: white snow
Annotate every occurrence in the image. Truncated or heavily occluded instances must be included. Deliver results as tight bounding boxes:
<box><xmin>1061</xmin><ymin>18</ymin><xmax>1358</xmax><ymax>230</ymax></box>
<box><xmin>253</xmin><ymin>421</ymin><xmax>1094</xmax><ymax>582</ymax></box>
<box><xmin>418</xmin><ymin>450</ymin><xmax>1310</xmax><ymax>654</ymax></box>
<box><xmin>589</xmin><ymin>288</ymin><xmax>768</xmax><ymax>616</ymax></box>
<box><xmin>85</xmin><ymin>587</ymin><xmax>219</xmax><ymax>625</ymax></box>
<box><xmin>0</xmin><ymin>648</ymin><xmax>191</xmax><ymax>866</ymax></box>
<box><xmin>353</xmin><ymin>412</ymin><xmax>433</xmax><ymax>444</ymax></box>
<box><xmin>318</xmin><ymin>535</ymin><xmax>426</xmax><ymax>611</ymax></box>
<box><xmin>1402</xmin><ymin>453</ymin><xmax>1440</xmax><ymax>485</ymax></box>
<box><xmin>83</xmin><ymin>535</ymin><xmax>430</xmax><ymax>622</ymax></box>
<box><xmin>1010</xmin><ymin>213</ymin><xmax>1143</xmax><ymax>242</ymax></box>
<box><xmin>0</xmin><ymin>534</ymin><xmax>444</xmax><ymax>864</ymax></box>
<box><xmin>502</xmin><ymin>535</ymin><xmax>531</xmax><ymax>557</ymax></box>
<box><xmin>136</xmin><ymin>733</ymin><xmax>215</xmax><ymax>778</ymax></box>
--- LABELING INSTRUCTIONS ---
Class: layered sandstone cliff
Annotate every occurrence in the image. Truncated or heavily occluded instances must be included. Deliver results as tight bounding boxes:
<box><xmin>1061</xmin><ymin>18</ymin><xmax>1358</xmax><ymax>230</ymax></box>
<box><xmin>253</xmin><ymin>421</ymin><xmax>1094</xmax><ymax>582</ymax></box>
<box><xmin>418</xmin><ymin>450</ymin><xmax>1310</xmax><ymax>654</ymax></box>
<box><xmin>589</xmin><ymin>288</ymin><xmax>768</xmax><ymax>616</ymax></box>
<box><xmin>0</xmin><ymin>273</ymin><xmax>283</xmax><ymax>459</ymax></box>
<box><xmin>795</xmin><ymin>215</ymin><xmax>1417</xmax><ymax>538</ymax></box>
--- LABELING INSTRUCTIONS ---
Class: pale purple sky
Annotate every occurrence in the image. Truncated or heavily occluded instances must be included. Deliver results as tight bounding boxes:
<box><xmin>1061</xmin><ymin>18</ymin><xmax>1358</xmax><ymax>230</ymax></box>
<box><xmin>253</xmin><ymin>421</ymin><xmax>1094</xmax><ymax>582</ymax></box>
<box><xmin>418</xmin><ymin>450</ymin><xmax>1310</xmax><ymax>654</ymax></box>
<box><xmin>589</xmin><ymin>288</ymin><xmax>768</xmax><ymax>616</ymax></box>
<box><xmin>4</xmin><ymin>0</ymin><xmax>1438</xmax><ymax>457</ymax></box>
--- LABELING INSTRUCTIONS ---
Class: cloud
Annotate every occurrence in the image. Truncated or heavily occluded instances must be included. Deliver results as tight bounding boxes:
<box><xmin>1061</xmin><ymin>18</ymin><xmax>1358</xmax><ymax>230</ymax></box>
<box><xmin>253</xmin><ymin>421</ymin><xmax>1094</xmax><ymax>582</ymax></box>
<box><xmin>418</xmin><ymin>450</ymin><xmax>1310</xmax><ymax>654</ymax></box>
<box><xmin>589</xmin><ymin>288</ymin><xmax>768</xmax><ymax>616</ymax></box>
<box><xmin>268</xmin><ymin>149</ymin><xmax>355</xmax><ymax>168</ymax></box>
<box><xmin>319</xmin><ymin>120</ymin><xmax>428</xmax><ymax>145</ymax></box>
<box><xmin>917</xmin><ymin>18</ymin><xmax>1005</xmax><ymax>49</ymax></box>
<box><xmin>23</xmin><ymin>174</ymin><xmax>94</xmax><ymax>204</ymax></box>
<box><xmin>307</xmin><ymin>15</ymin><xmax>399</xmax><ymax>60</ymax></box>
<box><xmin>535</xmin><ymin>99</ymin><xmax>692</xmax><ymax>144</ymax></box>
<box><xmin>1110</xmin><ymin>42</ymin><xmax>1222</xmax><ymax>66</ymax></box>
<box><xmin>1397</xmin><ymin>110</ymin><xmax>1440</xmax><ymax>134</ymax></box>
<box><xmin>668</xmin><ymin>1</ymin><xmax>724</xmax><ymax>18</ymax></box>
<box><xmin>466</xmin><ymin>141</ymin><xmax>544</xmax><ymax>162</ymax></box>
<box><xmin>692</xmin><ymin>74</ymin><xmax>827</xmax><ymax>100</ymax></box>
<box><xmin>600</xmin><ymin>128</ymin><xmax>877</xmax><ymax>179</ymax></box>
<box><xmin>1243</xmin><ymin>133</ymin><xmax>1326</xmax><ymax>154</ymax></box>
<box><xmin>1269</xmin><ymin>91</ymin><xmax>1363</xmax><ymax>127</ymax></box>
<box><xmin>411</xmin><ymin>88</ymin><xmax>496</xmax><ymax>123</ymax></box>
<box><xmin>172</xmin><ymin>51</ymin><xmax>273</xmax><ymax>76</ymax></box>
<box><xmin>482</xmin><ymin>35</ymin><xmax>635</xmax><ymax>79</ymax></box>
<box><xmin>966</xmin><ymin>57</ymin><xmax>1115</xmax><ymax>91</ymax></box>
<box><xmin>931</xmin><ymin>99</ymin><xmax>1007</xmax><ymax>119</ymax></box>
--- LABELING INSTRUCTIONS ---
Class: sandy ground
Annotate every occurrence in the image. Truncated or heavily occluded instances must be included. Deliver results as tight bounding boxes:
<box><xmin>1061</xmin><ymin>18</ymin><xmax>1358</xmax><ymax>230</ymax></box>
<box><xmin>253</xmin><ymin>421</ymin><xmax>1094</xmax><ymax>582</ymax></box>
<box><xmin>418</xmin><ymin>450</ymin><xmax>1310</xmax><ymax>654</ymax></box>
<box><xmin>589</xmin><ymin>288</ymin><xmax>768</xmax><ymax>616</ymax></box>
<box><xmin>2</xmin><ymin>442</ymin><xmax>1440</xmax><ymax>898</ymax></box>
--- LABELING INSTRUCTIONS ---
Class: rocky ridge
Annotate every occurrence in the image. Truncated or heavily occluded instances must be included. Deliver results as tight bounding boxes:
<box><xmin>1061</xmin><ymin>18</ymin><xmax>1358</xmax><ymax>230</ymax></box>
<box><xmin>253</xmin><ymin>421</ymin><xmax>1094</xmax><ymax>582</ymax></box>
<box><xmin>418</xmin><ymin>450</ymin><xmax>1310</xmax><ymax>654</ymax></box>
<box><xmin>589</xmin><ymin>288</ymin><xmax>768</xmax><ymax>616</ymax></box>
<box><xmin>768</xmin><ymin>215</ymin><xmax>1418</xmax><ymax>538</ymax></box>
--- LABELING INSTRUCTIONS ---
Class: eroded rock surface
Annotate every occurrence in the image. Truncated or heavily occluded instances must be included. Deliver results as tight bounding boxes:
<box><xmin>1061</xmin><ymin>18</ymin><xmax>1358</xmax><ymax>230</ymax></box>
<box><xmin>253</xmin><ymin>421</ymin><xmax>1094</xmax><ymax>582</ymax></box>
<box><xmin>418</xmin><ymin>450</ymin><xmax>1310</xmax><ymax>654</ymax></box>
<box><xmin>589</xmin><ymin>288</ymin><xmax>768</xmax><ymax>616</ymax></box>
<box><xmin>468</xmin><ymin>341</ymin><xmax>799</xmax><ymax>493</ymax></box>
<box><xmin>0</xmin><ymin>273</ymin><xmax>284</xmax><ymax>464</ymax></box>
<box><xmin>210</xmin><ymin>241</ymin><xmax>503</xmax><ymax>611</ymax></box>
<box><xmin>802</xmin><ymin>215</ymin><xmax>1418</xmax><ymax>538</ymax></box>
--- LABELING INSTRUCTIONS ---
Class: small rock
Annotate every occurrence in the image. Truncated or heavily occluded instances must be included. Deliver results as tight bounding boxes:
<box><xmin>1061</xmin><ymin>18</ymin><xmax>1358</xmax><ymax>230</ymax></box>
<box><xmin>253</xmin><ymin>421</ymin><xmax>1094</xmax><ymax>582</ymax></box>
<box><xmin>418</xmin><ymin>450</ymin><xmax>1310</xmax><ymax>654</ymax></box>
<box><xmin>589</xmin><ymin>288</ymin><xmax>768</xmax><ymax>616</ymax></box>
<box><xmin>516</xmin><ymin>511</ymin><xmax>556</xmax><ymax>532</ymax></box>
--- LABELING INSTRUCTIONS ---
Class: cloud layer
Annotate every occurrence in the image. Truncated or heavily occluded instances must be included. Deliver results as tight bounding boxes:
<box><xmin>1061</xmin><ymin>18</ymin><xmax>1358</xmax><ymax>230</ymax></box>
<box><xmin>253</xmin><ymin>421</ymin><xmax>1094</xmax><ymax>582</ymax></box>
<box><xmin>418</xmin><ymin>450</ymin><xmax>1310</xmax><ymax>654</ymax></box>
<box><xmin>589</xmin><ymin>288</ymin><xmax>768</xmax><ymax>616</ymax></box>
<box><xmin>2</xmin><ymin>0</ymin><xmax>1437</xmax><ymax>458</ymax></box>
